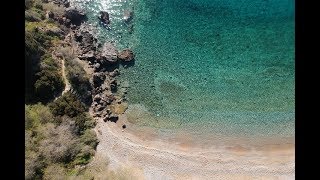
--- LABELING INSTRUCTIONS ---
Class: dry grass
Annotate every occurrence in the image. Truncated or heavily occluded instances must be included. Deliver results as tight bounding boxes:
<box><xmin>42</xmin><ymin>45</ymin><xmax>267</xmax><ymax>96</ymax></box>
<box><xmin>69</xmin><ymin>154</ymin><xmax>144</xmax><ymax>180</ymax></box>
<box><xmin>42</xmin><ymin>2</ymin><xmax>65</xmax><ymax>17</ymax></box>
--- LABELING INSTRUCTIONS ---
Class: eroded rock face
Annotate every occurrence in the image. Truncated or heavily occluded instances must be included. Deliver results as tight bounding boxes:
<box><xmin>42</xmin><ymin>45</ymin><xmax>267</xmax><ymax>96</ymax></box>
<box><xmin>98</xmin><ymin>11</ymin><xmax>110</xmax><ymax>24</ymax></box>
<box><xmin>64</xmin><ymin>8</ymin><xmax>86</xmax><ymax>26</ymax></box>
<box><xmin>101</xmin><ymin>43</ymin><xmax>118</xmax><ymax>64</ymax></box>
<box><xmin>117</xmin><ymin>49</ymin><xmax>134</xmax><ymax>62</ymax></box>
<box><xmin>75</xmin><ymin>30</ymin><xmax>98</xmax><ymax>56</ymax></box>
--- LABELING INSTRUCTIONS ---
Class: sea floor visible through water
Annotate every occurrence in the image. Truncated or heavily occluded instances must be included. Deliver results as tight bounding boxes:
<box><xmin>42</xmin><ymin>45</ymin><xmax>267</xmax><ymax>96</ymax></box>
<box><xmin>70</xmin><ymin>0</ymin><xmax>295</xmax><ymax>141</ymax></box>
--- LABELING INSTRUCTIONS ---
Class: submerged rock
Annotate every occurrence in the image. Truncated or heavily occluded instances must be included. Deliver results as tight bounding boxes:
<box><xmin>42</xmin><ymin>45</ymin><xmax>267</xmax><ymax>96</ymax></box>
<box><xmin>98</xmin><ymin>11</ymin><xmax>110</xmax><ymax>25</ymax></box>
<box><xmin>123</xmin><ymin>10</ymin><xmax>133</xmax><ymax>23</ymax></box>
<box><xmin>118</xmin><ymin>49</ymin><xmax>134</xmax><ymax>62</ymax></box>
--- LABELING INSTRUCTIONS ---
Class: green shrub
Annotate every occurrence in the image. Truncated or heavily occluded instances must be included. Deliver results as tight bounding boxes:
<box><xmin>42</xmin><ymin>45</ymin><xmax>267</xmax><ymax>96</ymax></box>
<box><xmin>73</xmin><ymin>113</ymin><xmax>96</xmax><ymax>135</ymax></box>
<box><xmin>25</xmin><ymin>103</ymin><xmax>54</xmax><ymax>129</ymax></box>
<box><xmin>49</xmin><ymin>92</ymin><xmax>86</xmax><ymax>117</ymax></box>
<box><xmin>80</xmin><ymin>129</ymin><xmax>98</xmax><ymax>149</ymax></box>
<box><xmin>71</xmin><ymin>145</ymin><xmax>95</xmax><ymax>166</ymax></box>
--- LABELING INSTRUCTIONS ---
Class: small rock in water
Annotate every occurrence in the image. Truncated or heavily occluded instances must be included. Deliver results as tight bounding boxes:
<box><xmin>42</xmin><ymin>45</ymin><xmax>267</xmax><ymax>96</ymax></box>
<box><xmin>98</xmin><ymin>11</ymin><xmax>110</xmax><ymax>25</ymax></box>
<box><xmin>118</xmin><ymin>49</ymin><xmax>134</xmax><ymax>62</ymax></box>
<box><xmin>123</xmin><ymin>10</ymin><xmax>133</xmax><ymax>23</ymax></box>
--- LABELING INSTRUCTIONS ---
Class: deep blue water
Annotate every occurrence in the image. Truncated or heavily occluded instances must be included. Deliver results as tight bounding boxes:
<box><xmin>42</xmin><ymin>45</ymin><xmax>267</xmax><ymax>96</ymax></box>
<box><xmin>71</xmin><ymin>0</ymin><xmax>295</xmax><ymax>137</ymax></box>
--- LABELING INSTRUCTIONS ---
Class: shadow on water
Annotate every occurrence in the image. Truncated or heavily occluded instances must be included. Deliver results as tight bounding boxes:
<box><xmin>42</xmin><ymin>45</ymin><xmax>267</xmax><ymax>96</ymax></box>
<box><xmin>121</xmin><ymin>60</ymin><xmax>135</xmax><ymax>68</ymax></box>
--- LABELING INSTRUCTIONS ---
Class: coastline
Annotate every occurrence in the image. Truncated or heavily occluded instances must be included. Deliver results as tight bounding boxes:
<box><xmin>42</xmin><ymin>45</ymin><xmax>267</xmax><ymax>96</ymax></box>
<box><xmin>25</xmin><ymin>1</ymin><xmax>295</xmax><ymax>179</ymax></box>
<box><xmin>92</xmin><ymin>110</ymin><xmax>294</xmax><ymax>179</ymax></box>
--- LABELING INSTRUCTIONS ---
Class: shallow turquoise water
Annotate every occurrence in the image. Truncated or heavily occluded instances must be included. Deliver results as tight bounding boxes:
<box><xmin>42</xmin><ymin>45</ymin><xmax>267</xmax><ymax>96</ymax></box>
<box><xmin>71</xmin><ymin>0</ymin><xmax>295</xmax><ymax>137</ymax></box>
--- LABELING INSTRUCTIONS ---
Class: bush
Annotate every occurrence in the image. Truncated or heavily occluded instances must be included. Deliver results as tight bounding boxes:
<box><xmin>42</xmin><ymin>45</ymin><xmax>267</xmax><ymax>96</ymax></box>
<box><xmin>71</xmin><ymin>145</ymin><xmax>96</xmax><ymax>166</ymax></box>
<box><xmin>38</xmin><ymin>123</ymin><xmax>77</xmax><ymax>163</ymax></box>
<box><xmin>33</xmin><ymin>53</ymin><xmax>64</xmax><ymax>103</ymax></box>
<box><xmin>25</xmin><ymin>150</ymin><xmax>45</xmax><ymax>180</ymax></box>
<box><xmin>25</xmin><ymin>24</ymin><xmax>63</xmax><ymax>103</ymax></box>
<box><xmin>25</xmin><ymin>103</ymin><xmax>54</xmax><ymax>129</ymax></box>
<box><xmin>80</xmin><ymin>129</ymin><xmax>98</xmax><ymax>149</ymax></box>
<box><xmin>73</xmin><ymin>114</ymin><xmax>96</xmax><ymax>135</ymax></box>
<box><xmin>49</xmin><ymin>92</ymin><xmax>86</xmax><ymax>117</ymax></box>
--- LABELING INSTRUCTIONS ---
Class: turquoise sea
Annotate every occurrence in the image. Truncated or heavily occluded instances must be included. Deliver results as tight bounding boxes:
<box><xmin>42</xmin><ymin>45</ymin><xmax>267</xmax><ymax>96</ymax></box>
<box><xmin>71</xmin><ymin>0</ymin><xmax>294</xmax><ymax>139</ymax></box>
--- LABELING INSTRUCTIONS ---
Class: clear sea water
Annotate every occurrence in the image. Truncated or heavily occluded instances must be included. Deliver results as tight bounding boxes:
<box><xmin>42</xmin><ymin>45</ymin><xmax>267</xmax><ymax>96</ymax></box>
<box><xmin>70</xmin><ymin>0</ymin><xmax>294</xmax><ymax>138</ymax></box>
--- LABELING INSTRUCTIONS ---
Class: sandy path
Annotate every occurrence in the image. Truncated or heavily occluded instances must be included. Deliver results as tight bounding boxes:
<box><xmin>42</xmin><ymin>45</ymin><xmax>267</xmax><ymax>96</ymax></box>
<box><xmin>92</xmin><ymin>112</ymin><xmax>294</xmax><ymax>180</ymax></box>
<box><xmin>61</xmin><ymin>58</ymin><xmax>71</xmax><ymax>95</ymax></box>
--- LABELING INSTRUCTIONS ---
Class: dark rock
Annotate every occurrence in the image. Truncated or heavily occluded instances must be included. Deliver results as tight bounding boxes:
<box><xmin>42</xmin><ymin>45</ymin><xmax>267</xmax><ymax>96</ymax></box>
<box><xmin>65</xmin><ymin>8</ymin><xmax>86</xmax><ymax>26</ymax></box>
<box><xmin>46</xmin><ymin>11</ymin><xmax>54</xmax><ymax>19</ymax></box>
<box><xmin>101</xmin><ymin>43</ymin><xmax>118</xmax><ymax>64</ymax></box>
<box><xmin>95</xmin><ymin>104</ymin><xmax>104</xmax><ymax>111</ymax></box>
<box><xmin>109</xmin><ymin>69</ymin><xmax>120</xmax><ymax>77</ymax></box>
<box><xmin>103</xmin><ymin>115</ymin><xmax>109</xmax><ymax>122</ymax></box>
<box><xmin>78</xmin><ymin>51</ymin><xmax>95</xmax><ymax>61</ymax></box>
<box><xmin>93</xmin><ymin>94</ymin><xmax>102</xmax><ymax>102</ymax></box>
<box><xmin>98</xmin><ymin>11</ymin><xmax>110</xmax><ymax>25</ymax></box>
<box><xmin>92</xmin><ymin>73</ymin><xmax>105</xmax><ymax>87</ymax></box>
<box><xmin>118</xmin><ymin>49</ymin><xmax>134</xmax><ymax>62</ymax></box>
<box><xmin>108</xmin><ymin>114</ymin><xmax>119</xmax><ymax>123</ymax></box>
<box><xmin>122</xmin><ymin>124</ymin><xmax>126</xmax><ymax>129</ymax></box>
<box><xmin>110</xmin><ymin>79</ymin><xmax>117</xmax><ymax>92</ymax></box>
<box><xmin>75</xmin><ymin>30</ymin><xmax>97</xmax><ymax>54</ymax></box>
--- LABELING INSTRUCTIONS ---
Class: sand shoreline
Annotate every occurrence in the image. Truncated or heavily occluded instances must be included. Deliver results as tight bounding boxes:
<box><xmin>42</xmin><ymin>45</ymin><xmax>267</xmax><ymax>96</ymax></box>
<box><xmin>92</xmin><ymin>111</ymin><xmax>295</xmax><ymax>179</ymax></box>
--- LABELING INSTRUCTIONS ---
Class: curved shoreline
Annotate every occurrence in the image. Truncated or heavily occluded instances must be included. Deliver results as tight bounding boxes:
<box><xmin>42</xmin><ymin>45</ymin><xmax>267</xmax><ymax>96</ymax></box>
<box><xmin>92</xmin><ymin>110</ymin><xmax>295</xmax><ymax>179</ymax></box>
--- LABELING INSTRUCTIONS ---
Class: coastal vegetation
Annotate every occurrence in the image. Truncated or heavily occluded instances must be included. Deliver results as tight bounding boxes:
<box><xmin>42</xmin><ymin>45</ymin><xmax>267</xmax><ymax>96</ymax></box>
<box><xmin>25</xmin><ymin>0</ymin><xmax>98</xmax><ymax>179</ymax></box>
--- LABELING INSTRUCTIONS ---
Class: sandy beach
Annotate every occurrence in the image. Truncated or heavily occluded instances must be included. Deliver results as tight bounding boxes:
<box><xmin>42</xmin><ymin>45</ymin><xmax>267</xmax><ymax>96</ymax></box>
<box><xmin>92</xmin><ymin>110</ymin><xmax>294</xmax><ymax>180</ymax></box>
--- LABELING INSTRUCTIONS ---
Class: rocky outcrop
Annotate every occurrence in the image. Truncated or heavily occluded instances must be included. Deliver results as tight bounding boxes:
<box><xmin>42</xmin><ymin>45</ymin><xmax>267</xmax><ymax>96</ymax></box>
<box><xmin>64</xmin><ymin>8</ymin><xmax>86</xmax><ymax>26</ymax></box>
<box><xmin>118</xmin><ymin>49</ymin><xmax>134</xmax><ymax>62</ymax></box>
<box><xmin>100</xmin><ymin>43</ymin><xmax>118</xmax><ymax>64</ymax></box>
<box><xmin>74</xmin><ymin>29</ymin><xmax>98</xmax><ymax>59</ymax></box>
<box><xmin>98</xmin><ymin>11</ymin><xmax>110</xmax><ymax>25</ymax></box>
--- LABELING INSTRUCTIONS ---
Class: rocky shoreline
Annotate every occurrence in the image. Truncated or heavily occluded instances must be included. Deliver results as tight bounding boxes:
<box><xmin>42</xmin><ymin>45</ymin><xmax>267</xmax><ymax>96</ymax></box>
<box><xmin>45</xmin><ymin>0</ymin><xmax>134</xmax><ymax>125</ymax></box>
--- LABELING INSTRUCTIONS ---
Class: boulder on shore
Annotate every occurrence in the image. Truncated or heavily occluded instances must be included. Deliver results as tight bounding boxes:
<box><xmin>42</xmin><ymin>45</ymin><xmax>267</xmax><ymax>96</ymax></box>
<box><xmin>100</xmin><ymin>43</ymin><xmax>118</xmax><ymax>64</ymax></box>
<box><xmin>64</xmin><ymin>8</ymin><xmax>86</xmax><ymax>26</ymax></box>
